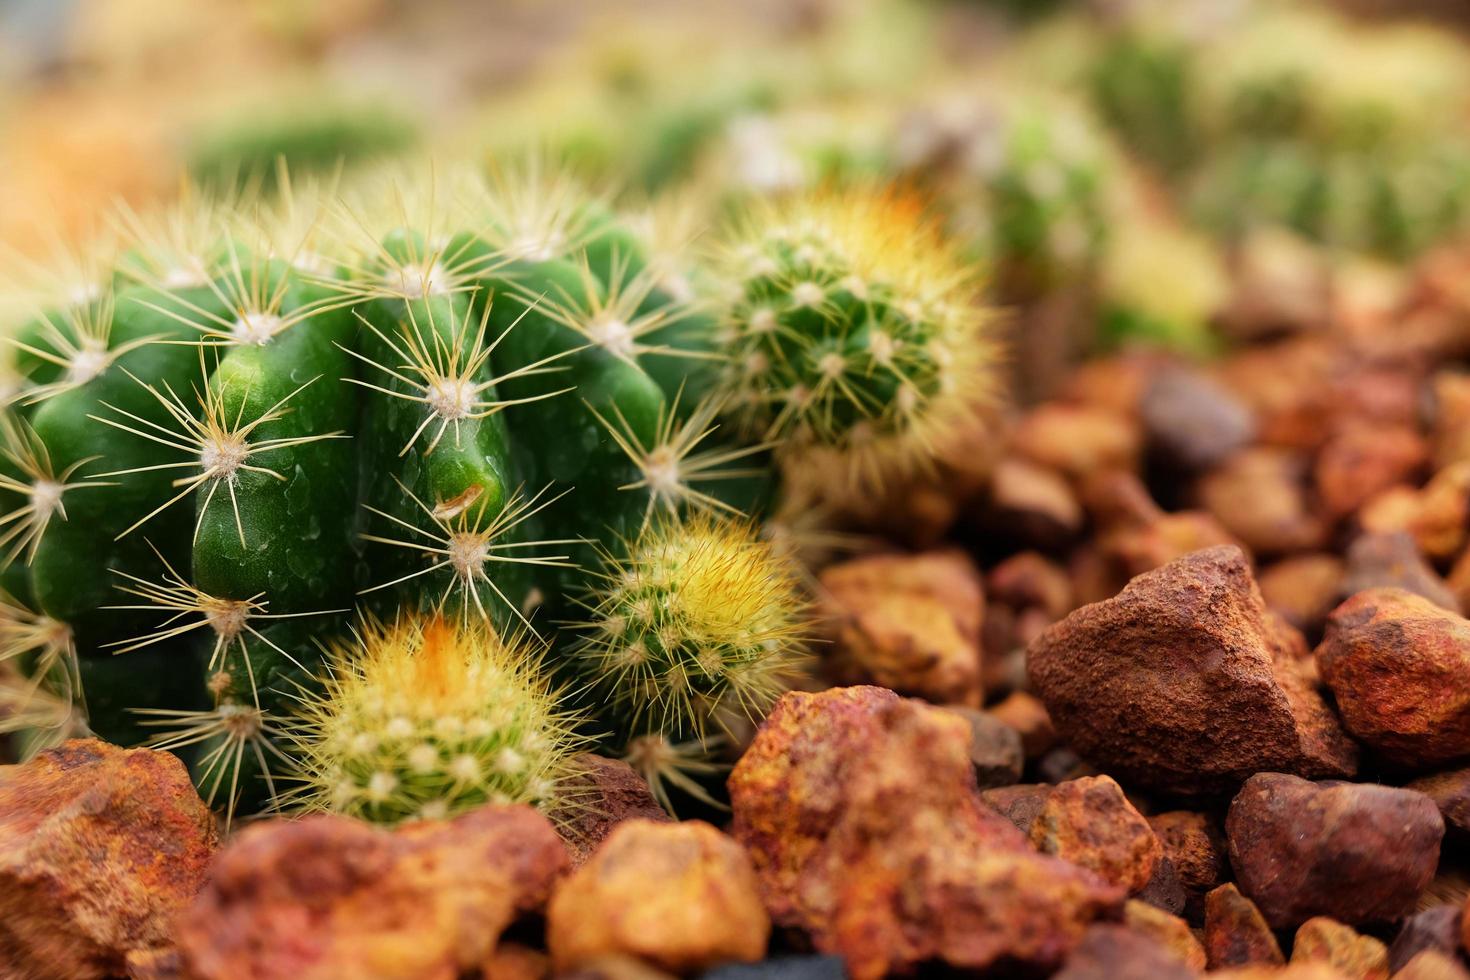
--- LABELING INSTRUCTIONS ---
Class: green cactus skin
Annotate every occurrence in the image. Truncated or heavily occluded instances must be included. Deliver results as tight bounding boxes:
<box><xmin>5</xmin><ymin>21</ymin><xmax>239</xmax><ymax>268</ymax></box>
<box><xmin>711</xmin><ymin>190</ymin><xmax>996</xmax><ymax>506</ymax></box>
<box><xmin>0</xmin><ymin>167</ymin><xmax>817</xmax><ymax>826</ymax></box>
<box><xmin>574</xmin><ymin>514</ymin><xmax>807</xmax><ymax>744</ymax></box>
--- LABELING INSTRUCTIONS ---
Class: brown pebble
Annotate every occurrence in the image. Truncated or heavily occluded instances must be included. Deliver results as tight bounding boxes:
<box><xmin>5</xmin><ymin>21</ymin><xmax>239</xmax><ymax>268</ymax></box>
<box><xmin>1028</xmin><ymin>546</ymin><xmax>1358</xmax><ymax>794</ymax></box>
<box><xmin>0</xmin><ymin>739</ymin><xmax>217</xmax><ymax>980</ymax></box>
<box><xmin>1388</xmin><ymin>906</ymin><xmax>1464</xmax><ymax>974</ymax></box>
<box><xmin>1029</xmin><ymin>775</ymin><xmax>1162</xmax><ymax>895</ymax></box>
<box><xmin>1225</xmin><ymin>773</ymin><xmax>1444</xmax><ymax>928</ymax></box>
<box><xmin>555</xmin><ymin>754</ymin><xmax>670</xmax><ymax>868</ymax></box>
<box><xmin>1148</xmin><ymin>811</ymin><xmax>1229</xmax><ymax>894</ymax></box>
<box><xmin>941</xmin><ymin>706</ymin><xmax>1023</xmax><ymax>788</ymax></box>
<box><xmin>1317</xmin><ymin>589</ymin><xmax>1470</xmax><ymax>769</ymax></box>
<box><xmin>547</xmin><ymin>820</ymin><xmax>769</xmax><ymax>975</ymax></box>
<box><xmin>1393</xmin><ymin>950</ymin><xmax>1470</xmax><ymax>980</ymax></box>
<box><xmin>1291</xmin><ymin>917</ymin><xmax>1390</xmax><ymax>980</ymax></box>
<box><xmin>1053</xmin><ymin>923</ymin><xmax>1202</xmax><ymax>980</ymax></box>
<box><xmin>1125</xmin><ymin>898</ymin><xmax>1207</xmax><ymax>970</ymax></box>
<box><xmin>1340</xmin><ymin>533</ymin><xmax>1461</xmax><ymax>614</ymax></box>
<box><xmin>988</xmin><ymin>690</ymin><xmax>1056</xmax><ymax>759</ymax></box>
<box><xmin>1259</xmin><ymin>554</ymin><xmax>1347</xmax><ymax>639</ymax></box>
<box><xmin>1205</xmin><ymin>883</ymin><xmax>1286</xmax><ymax>969</ymax></box>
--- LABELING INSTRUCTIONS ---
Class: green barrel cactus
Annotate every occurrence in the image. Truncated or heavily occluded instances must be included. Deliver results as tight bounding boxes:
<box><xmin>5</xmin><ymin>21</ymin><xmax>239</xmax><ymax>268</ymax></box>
<box><xmin>0</xmin><ymin>162</ymin><xmax>993</xmax><ymax>824</ymax></box>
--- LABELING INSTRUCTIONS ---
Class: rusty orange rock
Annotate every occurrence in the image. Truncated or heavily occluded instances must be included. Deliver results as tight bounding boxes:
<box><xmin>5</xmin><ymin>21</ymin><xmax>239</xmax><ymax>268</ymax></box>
<box><xmin>1147</xmin><ymin>810</ymin><xmax>1229</xmax><ymax>895</ymax></box>
<box><xmin>819</xmin><ymin>550</ymin><xmax>984</xmax><ymax>707</ymax></box>
<box><xmin>986</xmin><ymin>457</ymin><xmax>1085</xmax><ymax>549</ymax></box>
<box><xmin>555</xmin><ymin>754</ymin><xmax>670</xmax><ymax>868</ymax></box>
<box><xmin>1012</xmin><ymin>403</ymin><xmax>1141</xmax><ymax>480</ymax></box>
<box><xmin>1315</xmin><ymin>423</ymin><xmax>1429</xmax><ymax>521</ymax></box>
<box><xmin>1205</xmin><ymin>883</ymin><xmax>1285</xmax><ymax>970</ymax></box>
<box><xmin>1359</xmin><ymin>465</ymin><xmax>1470</xmax><ymax>563</ymax></box>
<box><xmin>989</xmin><ymin>690</ymin><xmax>1057</xmax><ymax>760</ymax></box>
<box><xmin>1124</xmin><ymin>899</ymin><xmax>1207</xmax><ymax>971</ymax></box>
<box><xmin>0</xmin><ymin>739</ymin><xmax>217</xmax><ymax>980</ymax></box>
<box><xmin>1290</xmin><ymin>917</ymin><xmax>1389</xmax><ymax>980</ymax></box>
<box><xmin>1198</xmin><ymin>448</ymin><xmax>1328</xmax><ymax>556</ymax></box>
<box><xmin>1028</xmin><ymin>546</ymin><xmax>1358</xmax><ymax>794</ymax></box>
<box><xmin>480</xmin><ymin>943</ymin><xmax>549</xmax><ymax>980</ymax></box>
<box><xmin>729</xmin><ymin>686</ymin><xmax>1122</xmax><ymax>980</ymax></box>
<box><xmin>1085</xmin><ymin>472</ymin><xmax>1243</xmax><ymax>579</ymax></box>
<box><xmin>547</xmin><ymin>819</ymin><xmax>768</xmax><ymax>975</ymax></box>
<box><xmin>1317</xmin><ymin>589</ymin><xmax>1470</xmax><ymax>769</ymax></box>
<box><xmin>1028</xmin><ymin>775</ymin><xmax>1162</xmax><ymax>894</ymax></box>
<box><xmin>1052</xmin><ymin>923</ymin><xmax>1203</xmax><ymax>979</ymax></box>
<box><xmin>176</xmin><ymin>804</ymin><xmax>567</xmax><ymax>980</ymax></box>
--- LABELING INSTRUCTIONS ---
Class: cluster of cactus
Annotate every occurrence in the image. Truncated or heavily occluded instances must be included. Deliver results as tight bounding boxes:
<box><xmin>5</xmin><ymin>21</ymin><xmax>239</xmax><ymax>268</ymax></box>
<box><xmin>0</xmin><ymin>163</ymin><xmax>997</xmax><ymax>824</ymax></box>
<box><xmin>1084</xmin><ymin>1</ymin><xmax>1470</xmax><ymax>261</ymax></box>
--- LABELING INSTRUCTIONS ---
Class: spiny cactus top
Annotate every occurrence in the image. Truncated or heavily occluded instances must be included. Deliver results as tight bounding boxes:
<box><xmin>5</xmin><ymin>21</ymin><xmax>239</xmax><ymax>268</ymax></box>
<box><xmin>288</xmin><ymin>614</ymin><xmax>582</xmax><ymax>824</ymax></box>
<box><xmin>713</xmin><ymin>189</ymin><xmax>997</xmax><ymax>503</ymax></box>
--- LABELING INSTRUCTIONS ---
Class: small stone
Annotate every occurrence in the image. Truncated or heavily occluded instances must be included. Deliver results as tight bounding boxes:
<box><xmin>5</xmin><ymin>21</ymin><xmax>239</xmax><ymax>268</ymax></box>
<box><xmin>1142</xmin><ymin>366</ymin><xmax>1256</xmax><ymax>472</ymax></box>
<box><xmin>1205</xmin><ymin>883</ymin><xmax>1286</xmax><ymax>969</ymax></box>
<box><xmin>1225</xmin><ymin>773</ymin><xmax>1444</xmax><ymax>928</ymax></box>
<box><xmin>987</xmin><ymin>551</ymin><xmax>1073</xmax><ymax>623</ymax></box>
<box><xmin>1136</xmin><ymin>857</ymin><xmax>1190</xmax><ymax>917</ymax></box>
<box><xmin>729</xmin><ymin>687</ymin><xmax>1123</xmax><ymax>980</ymax></box>
<box><xmin>1038</xmin><ymin>746</ymin><xmax>1097</xmax><ymax>784</ymax></box>
<box><xmin>556</xmin><ymin>754</ymin><xmax>670</xmax><ymax>867</ymax></box>
<box><xmin>1060</xmin><ymin>353</ymin><xmax>1162</xmax><ymax>417</ymax></box>
<box><xmin>941</xmin><ymin>706</ymin><xmax>1023</xmax><ymax>788</ymax></box>
<box><xmin>1360</xmin><ymin>465</ymin><xmax>1470</xmax><ymax>563</ymax></box>
<box><xmin>1198</xmin><ymin>448</ymin><xmax>1328</xmax><ymax>556</ymax></box>
<box><xmin>1012</xmin><ymin>403</ymin><xmax>1141</xmax><ymax>480</ymax></box>
<box><xmin>1341</xmin><ymin>533</ymin><xmax>1461</xmax><ymax>615</ymax></box>
<box><xmin>1405</xmin><ymin>769</ymin><xmax>1470</xmax><ymax>839</ymax></box>
<box><xmin>1027</xmin><ymin>546</ymin><xmax>1358</xmax><ymax>794</ymax></box>
<box><xmin>986</xmin><ymin>458</ymin><xmax>1085</xmax><ymax>549</ymax></box>
<box><xmin>1147</xmin><ymin>811</ymin><xmax>1228</xmax><ymax>894</ymax></box>
<box><xmin>1317</xmin><ymin>589</ymin><xmax>1470</xmax><ymax>769</ymax></box>
<box><xmin>1053</xmin><ymin>923</ymin><xmax>1202</xmax><ymax>980</ymax></box>
<box><xmin>1218</xmin><ymin>336</ymin><xmax>1336</xmax><ymax>452</ymax></box>
<box><xmin>988</xmin><ymin>690</ymin><xmax>1056</xmax><ymax>759</ymax></box>
<box><xmin>819</xmin><ymin>550</ymin><xmax>984</xmax><ymax>707</ymax></box>
<box><xmin>548</xmin><ymin>820</ymin><xmax>769</xmax><ymax>975</ymax></box>
<box><xmin>0</xmin><ymin>739</ymin><xmax>217</xmax><ymax>980</ymax></box>
<box><xmin>1315</xmin><ymin>423</ymin><xmax>1429</xmax><ymax>521</ymax></box>
<box><xmin>1260</xmin><ymin>554</ymin><xmax>1346</xmax><ymax>639</ymax></box>
<box><xmin>176</xmin><ymin>804</ymin><xmax>567</xmax><ymax>979</ymax></box>
<box><xmin>123</xmin><ymin>946</ymin><xmax>185</xmax><ymax>980</ymax></box>
<box><xmin>1291</xmin><ymin>917</ymin><xmax>1390</xmax><ymax>980</ymax></box>
<box><xmin>1028</xmin><ymin>775</ymin><xmax>1162</xmax><ymax>894</ymax></box>
<box><xmin>1219</xmin><ymin>227</ymin><xmax>1330</xmax><ymax>340</ymax></box>
<box><xmin>980</xmin><ymin>783</ymin><xmax>1053</xmax><ymax>836</ymax></box>
<box><xmin>1388</xmin><ymin>906</ymin><xmax>1463</xmax><ymax>974</ymax></box>
<box><xmin>1125</xmin><ymin>899</ymin><xmax>1207</xmax><ymax>971</ymax></box>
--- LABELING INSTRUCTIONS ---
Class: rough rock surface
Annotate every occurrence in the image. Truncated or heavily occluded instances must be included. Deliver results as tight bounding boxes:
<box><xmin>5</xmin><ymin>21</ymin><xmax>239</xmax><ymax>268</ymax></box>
<box><xmin>1124</xmin><ymin>899</ymin><xmax>1207</xmax><ymax>970</ymax></box>
<box><xmin>1204</xmin><ymin>883</ymin><xmax>1285</xmax><ymax>969</ymax></box>
<box><xmin>1225</xmin><ymin>773</ymin><xmax>1444</xmax><ymax>928</ymax></box>
<box><xmin>1147</xmin><ymin>811</ymin><xmax>1229</xmax><ymax>894</ymax></box>
<box><xmin>1028</xmin><ymin>775</ymin><xmax>1162</xmax><ymax>894</ymax></box>
<box><xmin>1052</xmin><ymin>923</ymin><xmax>1202</xmax><ymax>980</ymax></box>
<box><xmin>1290</xmin><ymin>917</ymin><xmax>1390</xmax><ymax>980</ymax></box>
<box><xmin>1341</xmin><ymin>533</ymin><xmax>1461</xmax><ymax>614</ymax></box>
<box><xmin>176</xmin><ymin>804</ymin><xmax>567</xmax><ymax>980</ymax></box>
<box><xmin>0</xmin><ymin>739</ymin><xmax>217</xmax><ymax>980</ymax></box>
<box><xmin>1318</xmin><ymin>589</ymin><xmax>1470</xmax><ymax>769</ymax></box>
<box><xmin>979</xmin><ymin>783</ymin><xmax>1054</xmax><ymax>836</ymax></box>
<box><xmin>1027</xmin><ymin>546</ymin><xmax>1358</xmax><ymax>794</ymax></box>
<box><xmin>728</xmin><ymin>686</ymin><xmax>1123</xmax><ymax>980</ymax></box>
<box><xmin>548</xmin><ymin>819</ymin><xmax>769</xmax><ymax>975</ymax></box>
<box><xmin>556</xmin><ymin>754</ymin><xmax>670</xmax><ymax>867</ymax></box>
<box><xmin>819</xmin><ymin>550</ymin><xmax>985</xmax><ymax>707</ymax></box>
